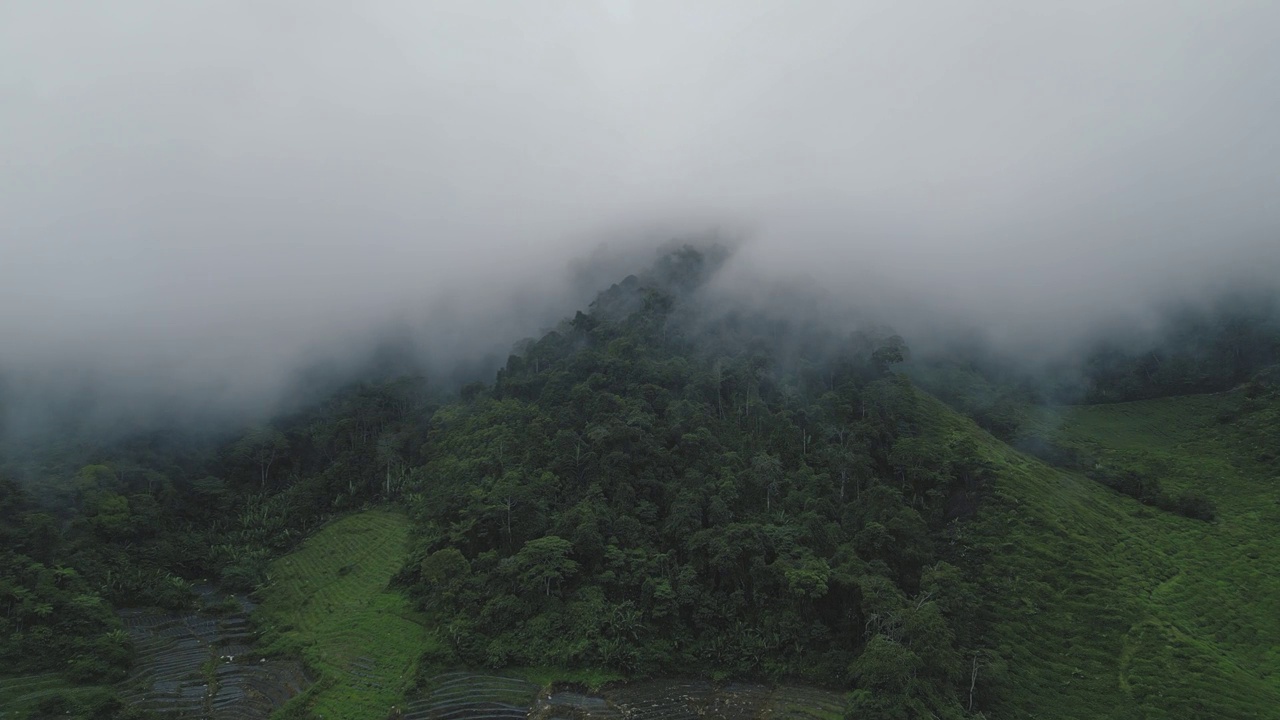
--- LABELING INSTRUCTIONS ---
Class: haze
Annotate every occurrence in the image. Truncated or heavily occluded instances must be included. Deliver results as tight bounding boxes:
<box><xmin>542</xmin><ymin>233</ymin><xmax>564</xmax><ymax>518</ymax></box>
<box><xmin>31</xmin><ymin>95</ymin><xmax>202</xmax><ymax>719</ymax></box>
<box><xmin>3</xmin><ymin>1</ymin><xmax>1279</xmax><ymax>433</ymax></box>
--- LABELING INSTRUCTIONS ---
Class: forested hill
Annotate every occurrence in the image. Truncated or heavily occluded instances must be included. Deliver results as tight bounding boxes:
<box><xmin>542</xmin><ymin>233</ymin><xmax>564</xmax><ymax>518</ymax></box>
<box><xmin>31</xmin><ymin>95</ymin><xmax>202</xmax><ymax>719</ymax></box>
<box><xmin>396</xmin><ymin>246</ymin><xmax>989</xmax><ymax>716</ymax></box>
<box><xmin>4</xmin><ymin>244</ymin><xmax>1280</xmax><ymax>719</ymax></box>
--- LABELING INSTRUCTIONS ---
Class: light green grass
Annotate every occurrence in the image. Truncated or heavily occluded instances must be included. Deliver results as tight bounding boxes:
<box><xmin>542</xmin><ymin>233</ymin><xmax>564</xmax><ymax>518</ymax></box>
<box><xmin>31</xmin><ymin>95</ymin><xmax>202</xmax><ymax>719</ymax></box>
<box><xmin>950</xmin><ymin>386</ymin><xmax>1280</xmax><ymax>718</ymax></box>
<box><xmin>255</xmin><ymin>509</ymin><xmax>438</xmax><ymax>719</ymax></box>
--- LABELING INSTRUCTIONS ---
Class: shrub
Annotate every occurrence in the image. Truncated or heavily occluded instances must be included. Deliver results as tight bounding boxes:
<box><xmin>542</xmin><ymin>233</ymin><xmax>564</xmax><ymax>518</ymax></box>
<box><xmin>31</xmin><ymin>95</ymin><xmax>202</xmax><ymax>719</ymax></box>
<box><xmin>29</xmin><ymin>693</ymin><xmax>74</xmax><ymax>719</ymax></box>
<box><xmin>1171</xmin><ymin>491</ymin><xmax>1218</xmax><ymax>522</ymax></box>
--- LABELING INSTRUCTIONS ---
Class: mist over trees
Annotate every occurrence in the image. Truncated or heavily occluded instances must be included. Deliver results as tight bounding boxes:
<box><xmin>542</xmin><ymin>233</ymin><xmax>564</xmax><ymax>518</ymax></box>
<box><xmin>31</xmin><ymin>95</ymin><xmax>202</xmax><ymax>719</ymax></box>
<box><xmin>2</xmin><ymin>242</ymin><xmax>1280</xmax><ymax>718</ymax></box>
<box><xmin>3</xmin><ymin>2</ymin><xmax>1280</xmax><ymax>718</ymax></box>
<box><xmin>3</xmin><ymin>1</ymin><xmax>1280</xmax><ymax>442</ymax></box>
<box><xmin>1078</xmin><ymin>289</ymin><xmax>1280</xmax><ymax>402</ymax></box>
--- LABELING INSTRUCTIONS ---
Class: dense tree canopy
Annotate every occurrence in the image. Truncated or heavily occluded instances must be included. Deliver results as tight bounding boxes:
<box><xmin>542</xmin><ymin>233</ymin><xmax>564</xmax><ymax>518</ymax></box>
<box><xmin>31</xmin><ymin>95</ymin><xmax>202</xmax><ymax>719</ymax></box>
<box><xmin>389</xmin><ymin>247</ymin><xmax>990</xmax><ymax>717</ymax></box>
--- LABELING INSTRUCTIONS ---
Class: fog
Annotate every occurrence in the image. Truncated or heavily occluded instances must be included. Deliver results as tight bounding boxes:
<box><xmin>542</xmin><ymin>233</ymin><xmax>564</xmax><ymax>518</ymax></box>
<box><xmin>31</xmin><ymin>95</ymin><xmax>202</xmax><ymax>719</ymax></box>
<box><xmin>2</xmin><ymin>1</ymin><xmax>1279</xmax><ymax>435</ymax></box>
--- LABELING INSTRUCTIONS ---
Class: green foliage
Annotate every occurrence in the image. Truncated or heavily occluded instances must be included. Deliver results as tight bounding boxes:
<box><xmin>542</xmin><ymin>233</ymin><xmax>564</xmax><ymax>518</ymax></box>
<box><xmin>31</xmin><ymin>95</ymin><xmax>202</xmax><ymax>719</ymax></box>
<box><xmin>0</xmin><ymin>479</ymin><xmax>133</xmax><ymax>681</ymax></box>
<box><xmin>1018</xmin><ymin>436</ymin><xmax>1221</xmax><ymax>523</ymax></box>
<box><xmin>0</xmin><ymin>373</ymin><xmax>438</xmax><ymax>699</ymax></box>
<box><xmin>510</xmin><ymin>535</ymin><xmax>578</xmax><ymax>596</ymax></box>
<box><xmin>394</xmin><ymin>247</ymin><xmax>981</xmax><ymax>717</ymax></box>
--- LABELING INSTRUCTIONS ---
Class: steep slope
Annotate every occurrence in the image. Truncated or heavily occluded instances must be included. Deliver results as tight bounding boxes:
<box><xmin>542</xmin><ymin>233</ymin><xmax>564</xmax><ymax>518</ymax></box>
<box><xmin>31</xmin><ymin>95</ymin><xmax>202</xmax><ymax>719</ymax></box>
<box><xmin>954</xmin><ymin>381</ymin><xmax>1280</xmax><ymax>718</ymax></box>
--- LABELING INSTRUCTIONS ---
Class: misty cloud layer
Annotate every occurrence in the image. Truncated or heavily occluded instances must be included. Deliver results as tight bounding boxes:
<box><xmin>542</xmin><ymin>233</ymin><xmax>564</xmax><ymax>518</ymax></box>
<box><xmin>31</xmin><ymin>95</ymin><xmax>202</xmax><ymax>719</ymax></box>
<box><xmin>3</xmin><ymin>1</ymin><xmax>1279</xmax><ymax>431</ymax></box>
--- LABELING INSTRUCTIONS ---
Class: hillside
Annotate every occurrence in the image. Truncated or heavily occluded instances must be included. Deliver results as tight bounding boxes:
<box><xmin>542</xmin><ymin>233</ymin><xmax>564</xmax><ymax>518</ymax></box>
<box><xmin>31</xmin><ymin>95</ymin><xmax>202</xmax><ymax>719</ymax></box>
<box><xmin>3</xmin><ymin>247</ymin><xmax>1280</xmax><ymax>719</ymax></box>
<box><xmin>961</xmin><ymin>380</ymin><xmax>1280</xmax><ymax>718</ymax></box>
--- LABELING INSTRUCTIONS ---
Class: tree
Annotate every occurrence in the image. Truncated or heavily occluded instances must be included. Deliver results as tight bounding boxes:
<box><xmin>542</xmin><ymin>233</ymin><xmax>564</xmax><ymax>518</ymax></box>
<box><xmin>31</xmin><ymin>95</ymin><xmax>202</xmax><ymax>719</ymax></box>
<box><xmin>88</xmin><ymin>493</ymin><xmax>133</xmax><ymax>538</ymax></box>
<box><xmin>750</xmin><ymin>453</ymin><xmax>783</xmax><ymax>512</ymax></box>
<box><xmin>231</xmin><ymin>426</ymin><xmax>289</xmax><ymax>487</ymax></box>
<box><xmin>376</xmin><ymin>429</ymin><xmax>410</xmax><ymax>496</ymax></box>
<box><xmin>851</xmin><ymin>634</ymin><xmax>921</xmax><ymax>695</ymax></box>
<box><xmin>513</xmin><ymin>536</ymin><xmax>578</xmax><ymax>596</ymax></box>
<box><xmin>872</xmin><ymin>335</ymin><xmax>910</xmax><ymax>374</ymax></box>
<box><xmin>419</xmin><ymin>548</ymin><xmax>471</xmax><ymax>609</ymax></box>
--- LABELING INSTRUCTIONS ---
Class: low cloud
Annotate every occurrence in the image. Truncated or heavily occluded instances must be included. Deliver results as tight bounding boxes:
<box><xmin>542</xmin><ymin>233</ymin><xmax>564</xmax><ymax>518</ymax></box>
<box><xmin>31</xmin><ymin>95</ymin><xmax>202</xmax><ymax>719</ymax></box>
<box><xmin>2</xmin><ymin>1</ymin><xmax>1278</xmax><ymax>434</ymax></box>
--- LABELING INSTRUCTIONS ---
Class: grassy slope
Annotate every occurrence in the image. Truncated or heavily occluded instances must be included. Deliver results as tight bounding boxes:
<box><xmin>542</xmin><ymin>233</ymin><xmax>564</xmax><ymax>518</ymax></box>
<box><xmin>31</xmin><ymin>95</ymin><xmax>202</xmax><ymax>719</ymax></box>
<box><xmin>0</xmin><ymin>674</ymin><xmax>105</xmax><ymax>718</ymax></box>
<box><xmin>255</xmin><ymin>509</ymin><xmax>437</xmax><ymax>719</ymax></box>
<box><xmin>943</xmin><ymin>386</ymin><xmax>1280</xmax><ymax>719</ymax></box>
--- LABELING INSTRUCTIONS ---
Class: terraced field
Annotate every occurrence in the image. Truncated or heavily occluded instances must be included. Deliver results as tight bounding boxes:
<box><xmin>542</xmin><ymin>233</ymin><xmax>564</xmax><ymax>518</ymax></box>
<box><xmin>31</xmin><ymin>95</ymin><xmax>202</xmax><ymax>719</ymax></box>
<box><xmin>116</xmin><ymin>591</ymin><xmax>310</xmax><ymax>718</ymax></box>
<box><xmin>254</xmin><ymin>509</ymin><xmax>433</xmax><ymax>719</ymax></box>
<box><xmin>404</xmin><ymin>672</ymin><xmax>847</xmax><ymax>720</ymax></box>
<box><xmin>964</xmin><ymin>386</ymin><xmax>1280</xmax><ymax>718</ymax></box>
<box><xmin>403</xmin><ymin>673</ymin><xmax>542</xmax><ymax>720</ymax></box>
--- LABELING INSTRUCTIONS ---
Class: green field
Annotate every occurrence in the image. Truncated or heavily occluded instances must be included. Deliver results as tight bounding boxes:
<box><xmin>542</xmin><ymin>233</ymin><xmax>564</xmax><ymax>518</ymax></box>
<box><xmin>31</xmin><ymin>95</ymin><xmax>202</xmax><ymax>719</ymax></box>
<box><xmin>959</xmin><ymin>386</ymin><xmax>1280</xmax><ymax>718</ymax></box>
<box><xmin>255</xmin><ymin>509</ymin><xmax>437</xmax><ymax>719</ymax></box>
<box><xmin>0</xmin><ymin>674</ymin><xmax>106</xmax><ymax>719</ymax></box>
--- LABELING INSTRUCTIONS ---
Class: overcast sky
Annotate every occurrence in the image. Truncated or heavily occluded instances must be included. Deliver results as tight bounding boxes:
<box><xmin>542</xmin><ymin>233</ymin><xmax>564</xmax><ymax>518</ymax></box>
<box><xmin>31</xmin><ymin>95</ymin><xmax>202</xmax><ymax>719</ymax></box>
<box><xmin>2</xmin><ymin>1</ymin><xmax>1279</xmax><ymax>426</ymax></box>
